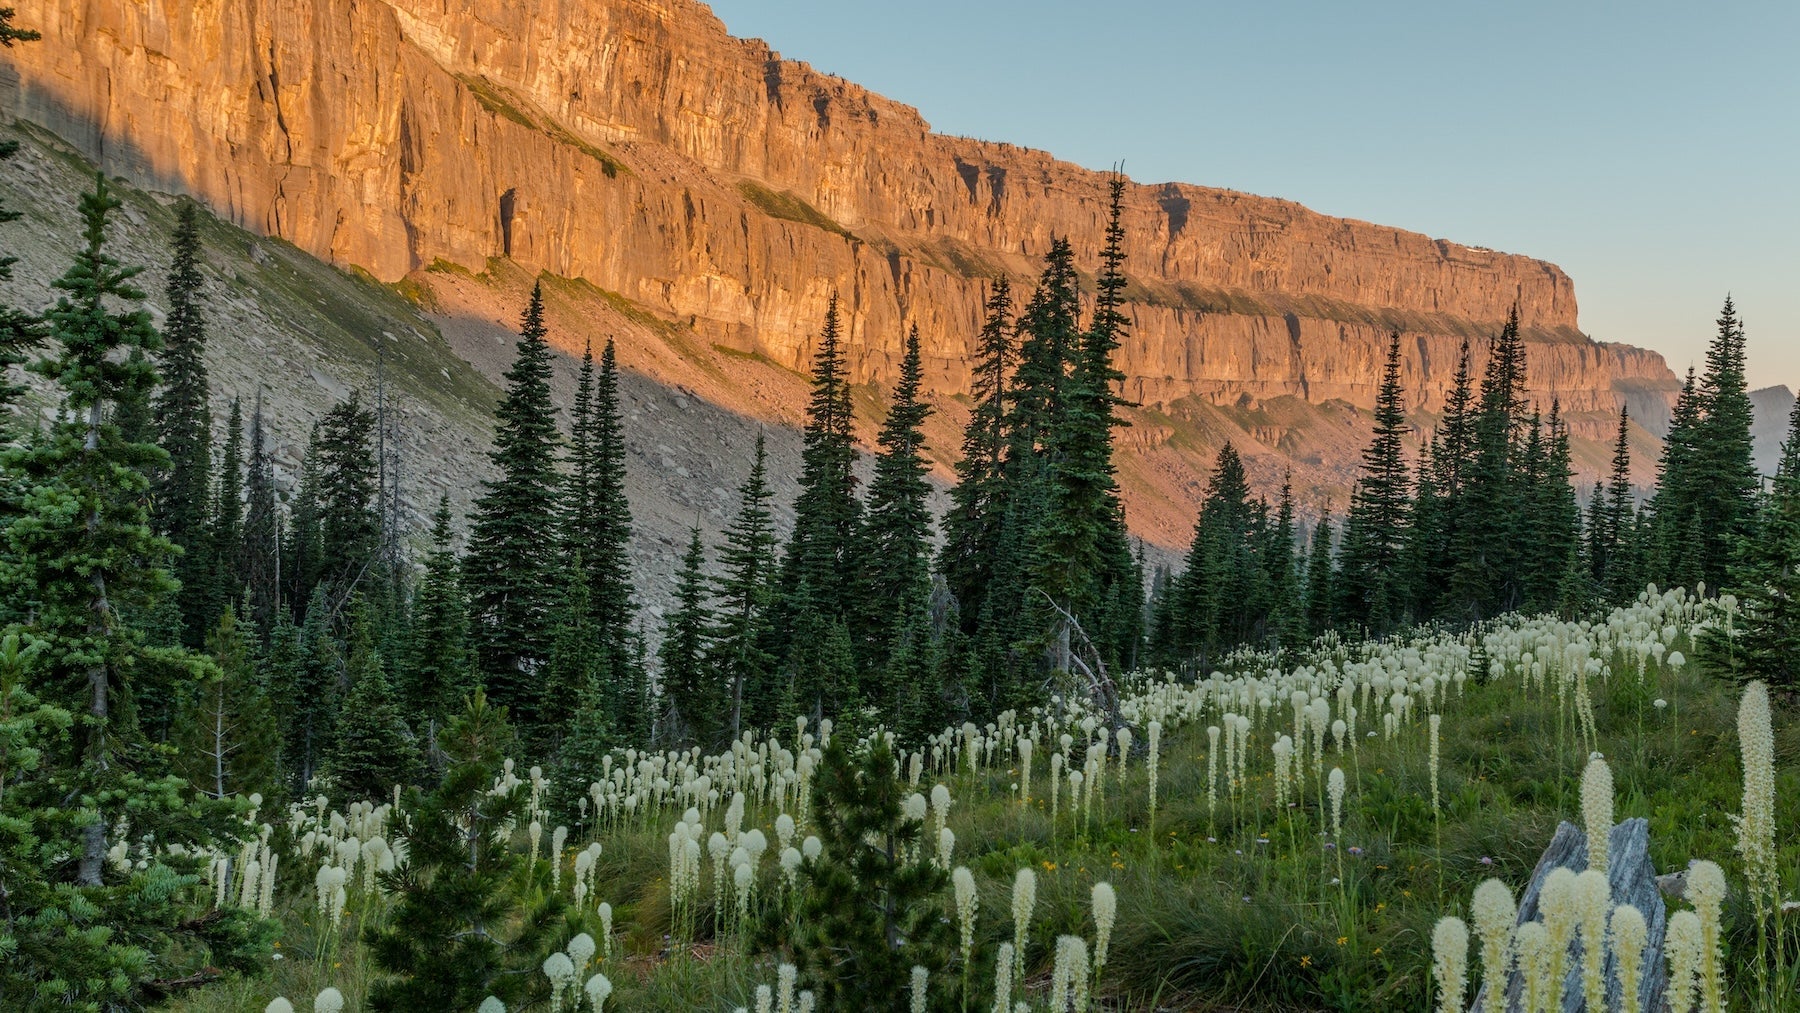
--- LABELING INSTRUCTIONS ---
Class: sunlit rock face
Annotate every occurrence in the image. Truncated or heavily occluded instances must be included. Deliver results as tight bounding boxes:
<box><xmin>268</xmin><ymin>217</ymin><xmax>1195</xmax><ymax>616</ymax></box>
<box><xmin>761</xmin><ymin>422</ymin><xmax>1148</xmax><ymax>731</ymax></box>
<box><xmin>0</xmin><ymin>0</ymin><xmax>1682</xmax><ymax>543</ymax></box>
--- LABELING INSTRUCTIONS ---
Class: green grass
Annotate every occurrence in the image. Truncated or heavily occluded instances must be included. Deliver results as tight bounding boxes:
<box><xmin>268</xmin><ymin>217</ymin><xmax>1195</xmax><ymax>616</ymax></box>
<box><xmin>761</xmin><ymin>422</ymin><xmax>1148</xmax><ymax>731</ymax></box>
<box><xmin>736</xmin><ymin>180</ymin><xmax>855</xmax><ymax>239</ymax></box>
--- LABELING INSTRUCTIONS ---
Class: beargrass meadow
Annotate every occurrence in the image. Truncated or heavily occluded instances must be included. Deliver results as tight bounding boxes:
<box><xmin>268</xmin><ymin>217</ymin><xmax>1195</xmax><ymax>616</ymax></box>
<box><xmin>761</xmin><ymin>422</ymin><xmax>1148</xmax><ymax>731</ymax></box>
<box><xmin>1</xmin><ymin>12</ymin><xmax>1797</xmax><ymax>1012</ymax></box>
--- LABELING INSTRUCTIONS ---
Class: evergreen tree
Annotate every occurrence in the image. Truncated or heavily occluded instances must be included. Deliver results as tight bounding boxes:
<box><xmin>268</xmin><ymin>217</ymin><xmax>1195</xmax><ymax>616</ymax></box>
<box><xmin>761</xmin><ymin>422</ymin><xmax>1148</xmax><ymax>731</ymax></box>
<box><xmin>1706</xmin><ymin>396</ymin><xmax>1800</xmax><ymax>690</ymax></box>
<box><xmin>328</xmin><ymin>608</ymin><xmax>421</xmax><ymax>800</ymax></box>
<box><xmin>1524</xmin><ymin>400</ymin><xmax>1579</xmax><ymax>611</ymax></box>
<box><xmin>240</xmin><ymin>391</ymin><xmax>280</xmax><ymax>631</ymax></box>
<box><xmin>777</xmin><ymin>296</ymin><xmax>863</xmax><ymax>694</ymax></box>
<box><xmin>311</xmin><ymin>393</ymin><xmax>381</xmax><ymax>601</ymax></box>
<box><xmin>564</xmin><ymin>338</ymin><xmax>637</xmax><ymax>665</ymax></box>
<box><xmin>1340</xmin><ymin>332</ymin><xmax>1412</xmax><ymax>631</ymax></box>
<box><xmin>939</xmin><ymin>280</ymin><xmax>1013</xmax><ymax>628</ymax></box>
<box><xmin>465</xmin><ymin>284</ymin><xmax>563</xmax><ymax>722</ymax></box>
<box><xmin>775</xmin><ymin>735</ymin><xmax>966</xmax><ymax>1011</ymax></box>
<box><xmin>1648</xmin><ymin>367</ymin><xmax>1704</xmax><ymax>589</ymax></box>
<box><xmin>405</xmin><ymin>496</ymin><xmax>471</xmax><ymax>731</ymax></box>
<box><xmin>709</xmin><ymin>433</ymin><xmax>780</xmax><ymax>740</ymax></box>
<box><xmin>211</xmin><ymin>398</ymin><xmax>244</xmax><ymax>620</ymax></box>
<box><xmin>0</xmin><ymin>178</ymin><xmax>269</xmax><ymax>1005</ymax></box>
<box><xmin>151</xmin><ymin>200</ymin><xmax>215</xmax><ymax>648</ymax></box>
<box><xmin>1</xmin><ymin>176</ymin><xmax>180</xmax><ymax>882</ymax></box>
<box><xmin>661</xmin><ymin>527</ymin><xmax>716</xmax><ymax>744</ymax></box>
<box><xmin>1689</xmin><ymin>296</ymin><xmax>1760</xmax><ymax>590</ymax></box>
<box><xmin>366</xmin><ymin>690</ymin><xmax>567</xmax><ymax>1012</ymax></box>
<box><xmin>268</xmin><ymin>586</ymin><xmax>340</xmax><ymax>788</ymax></box>
<box><xmin>170</xmin><ymin>605</ymin><xmax>277</xmax><ymax>800</ymax></box>
<box><xmin>1164</xmin><ymin>444</ymin><xmax>1265</xmax><ymax>662</ymax></box>
<box><xmin>1303</xmin><ymin>516</ymin><xmax>1337</xmax><ymax>637</ymax></box>
<box><xmin>1593</xmin><ymin>405</ymin><xmax>1634</xmax><ymax>598</ymax></box>
<box><xmin>1447</xmin><ymin>308</ymin><xmax>1530</xmax><ymax>620</ymax></box>
<box><xmin>859</xmin><ymin>324</ymin><xmax>935</xmax><ymax>666</ymax></box>
<box><xmin>1034</xmin><ymin>179</ymin><xmax>1137</xmax><ymax>657</ymax></box>
<box><xmin>539</xmin><ymin>555</ymin><xmax>600</xmax><ymax>751</ymax></box>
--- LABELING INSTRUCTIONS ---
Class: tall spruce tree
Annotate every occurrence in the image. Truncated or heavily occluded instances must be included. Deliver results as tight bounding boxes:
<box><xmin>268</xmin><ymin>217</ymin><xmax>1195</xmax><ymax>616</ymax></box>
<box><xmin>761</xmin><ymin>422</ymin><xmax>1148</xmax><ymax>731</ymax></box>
<box><xmin>1340</xmin><ymin>332</ymin><xmax>1412</xmax><ymax>631</ymax></box>
<box><xmin>210</xmin><ymin>397</ymin><xmax>244</xmax><ymax>621</ymax></box>
<box><xmin>859</xmin><ymin>324</ymin><xmax>935</xmax><ymax>667</ymax></box>
<box><xmin>661</xmin><ymin>527</ymin><xmax>716</xmax><ymax>744</ymax></box>
<box><xmin>1034</xmin><ymin>178</ymin><xmax>1136</xmax><ymax>660</ymax></box>
<box><xmin>1447</xmin><ymin>307</ymin><xmax>1530</xmax><ymax>620</ymax></box>
<box><xmin>709</xmin><ymin>432</ymin><xmax>780</xmax><ymax>740</ymax></box>
<box><xmin>288</xmin><ymin>394</ymin><xmax>381</xmax><ymax>611</ymax></box>
<box><xmin>1593</xmin><ymin>405</ymin><xmax>1634</xmax><ymax>597</ymax></box>
<box><xmin>565</xmin><ymin>338</ymin><xmax>637</xmax><ymax>662</ymax></box>
<box><xmin>406</xmin><ymin>496</ymin><xmax>471</xmax><ymax>731</ymax></box>
<box><xmin>464</xmin><ymin>283</ymin><xmax>563</xmax><ymax>723</ymax></box>
<box><xmin>1163</xmin><ymin>443</ymin><xmax>1264</xmax><ymax>662</ymax></box>
<box><xmin>939</xmin><ymin>280</ymin><xmax>1013</xmax><ymax>627</ymax></box>
<box><xmin>170</xmin><ymin>605</ymin><xmax>277</xmax><ymax>800</ymax></box>
<box><xmin>778</xmin><ymin>296</ymin><xmax>864</xmax><ymax>718</ymax></box>
<box><xmin>239</xmin><ymin>390</ymin><xmax>280</xmax><ymax>631</ymax></box>
<box><xmin>1688</xmin><ymin>296</ymin><xmax>1760</xmax><ymax>590</ymax></box>
<box><xmin>1649</xmin><ymin>367</ymin><xmax>1704</xmax><ymax>590</ymax></box>
<box><xmin>151</xmin><ymin>200</ymin><xmax>215</xmax><ymax>647</ymax></box>
<box><xmin>0</xmin><ymin>178</ymin><xmax>268</xmax><ymax>1005</ymax></box>
<box><xmin>1707</xmin><ymin>396</ymin><xmax>1800</xmax><ymax>689</ymax></box>
<box><xmin>329</xmin><ymin>607</ymin><xmax>421</xmax><ymax>800</ymax></box>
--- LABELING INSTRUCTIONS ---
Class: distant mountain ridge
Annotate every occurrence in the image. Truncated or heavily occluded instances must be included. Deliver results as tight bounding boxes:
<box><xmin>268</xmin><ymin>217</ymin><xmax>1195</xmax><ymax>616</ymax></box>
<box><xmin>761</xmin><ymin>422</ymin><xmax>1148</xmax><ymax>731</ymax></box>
<box><xmin>0</xmin><ymin>0</ymin><xmax>1691</xmax><ymax>548</ymax></box>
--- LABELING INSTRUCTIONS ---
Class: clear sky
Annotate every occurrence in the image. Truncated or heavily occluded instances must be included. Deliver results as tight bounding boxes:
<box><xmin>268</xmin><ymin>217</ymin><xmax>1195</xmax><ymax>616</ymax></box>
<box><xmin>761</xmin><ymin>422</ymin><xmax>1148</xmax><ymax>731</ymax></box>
<box><xmin>706</xmin><ymin>0</ymin><xmax>1800</xmax><ymax>391</ymax></box>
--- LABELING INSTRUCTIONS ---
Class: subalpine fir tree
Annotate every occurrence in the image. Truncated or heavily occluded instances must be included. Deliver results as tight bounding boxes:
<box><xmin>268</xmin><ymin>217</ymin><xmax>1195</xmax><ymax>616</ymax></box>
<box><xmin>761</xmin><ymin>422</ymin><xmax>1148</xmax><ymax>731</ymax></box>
<box><xmin>151</xmin><ymin>200</ymin><xmax>215</xmax><ymax>647</ymax></box>
<box><xmin>1592</xmin><ymin>406</ymin><xmax>1634</xmax><ymax>597</ymax></box>
<box><xmin>1339</xmin><ymin>332</ymin><xmax>1412</xmax><ymax>632</ymax></box>
<box><xmin>660</xmin><ymin>527</ymin><xmax>715</xmax><ymax>744</ymax></box>
<box><xmin>268</xmin><ymin>586</ymin><xmax>341</xmax><ymax>788</ymax></box>
<box><xmin>774</xmin><ymin>735</ymin><xmax>966</xmax><ymax>1010</ymax></box>
<box><xmin>539</xmin><ymin>554</ymin><xmax>600</xmax><ymax>751</ymax></box>
<box><xmin>366</xmin><ymin>689</ymin><xmax>567</xmax><ymax>1012</ymax></box>
<box><xmin>1706</xmin><ymin>396</ymin><xmax>1800</xmax><ymax>690</ymax></box>
<box><xmin>465</xmin><ymin>283</ymin><xmax>563</xmax><ymax>722</ymax></box>
<box><xmin>1448</xmin><ymin>307</ymin><xmax>1530</xmax><ymax>620</ymax></box>
<box><xmin>1264</xmin><ymin>475</ymin><xmax>1305</xmax><ymax>650</ymax></box>
<box><xmin>1688</xmin><ymin>296</ymin><xmax>1760</xmax><ymax>590</ymax></box>
<box><xmin>859</xmin><ymin>324</ymin><xmax>935</xmax><ymax>666</ymax></box>
<box><xmin>939</xmin><ymin>280</ymin><xmax>1013</xmax><ymax>629</ymax></box>
<box><xmin>564</xmin><ymin>338</ymin><xmax>637</xmax><ymax>667</ymax></box>
<box><xmin>1523</xmin><ymin>400</ymin><xmax>1579</xmax><ymax>611</ymax></box>
<box><xmin>777</xmin><ymin>296</ymin><xmax>863</xmax><ymax>685</ymax></box>
<box><xmin>1648</xmin><ymin>367</ymin><xmax>1704</xmax><ymax>590</ymax></box>
<box><xmin>1303</xmin><ymin>516</ymin><xmax>1337</xmax><ymax>637</ymax></box>
<box><xmin>1035</xmin><ymin>179</ymin><xmax>1137</xmax><ymax>661</ymax></box>
<box><xmin>311</xmin><ymin>393</ymin><xmax>381</xmax><ymax>602</ymax></box>
<box><xmin>1164</xmin><ymin>443</ymin><xmax>1264</xmax><ymax>661</ymax></box>
<box><xmin>405</xmin><ymin>496</ymin><xmax>471</xmax><ymax>732</ymax></box>
<box><xmin>0</xmin><ymin>178</ymin><xmax>269</xmax><ymax>1005</ymax></box>
<box><xmin>240</xmin><ymin>391</ymin><xmax>280</xmax><ymax>631</ymax></box>
<box><xmin>709</xmin><ymin>432</ymin><xmax>780</xmax><ymax>740</ymax></box>
<box><xmin>170</xmin><ymin>605</ymin><xmax>277</xmax><ymax>800</ymax></box>
<box><xmin>210</xmin><ymin>398</ymin><xmax>244</xmax><ymax>621</ymax></box>
<box><xmin>328</xmin><ymin>607</ymin><xmax>421</xmax><ymax>800</ymax></box>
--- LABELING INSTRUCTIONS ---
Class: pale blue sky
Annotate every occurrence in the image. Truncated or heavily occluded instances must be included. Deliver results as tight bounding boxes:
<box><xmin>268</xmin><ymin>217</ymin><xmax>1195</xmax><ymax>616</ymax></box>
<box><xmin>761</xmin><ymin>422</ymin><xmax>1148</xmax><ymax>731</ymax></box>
<box><xmin>707</xmin><ymin>0</ymin><xmax>1800</xmax><ymax>390</ymax></box>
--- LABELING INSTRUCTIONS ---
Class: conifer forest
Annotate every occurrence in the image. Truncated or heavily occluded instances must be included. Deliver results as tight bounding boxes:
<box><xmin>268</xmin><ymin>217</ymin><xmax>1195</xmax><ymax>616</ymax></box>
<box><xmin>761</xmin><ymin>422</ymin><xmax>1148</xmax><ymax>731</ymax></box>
<box><xmin>0</xmin><ymin>9</ymin><xmax>1796</xmax><ymax>1013</ymax></box>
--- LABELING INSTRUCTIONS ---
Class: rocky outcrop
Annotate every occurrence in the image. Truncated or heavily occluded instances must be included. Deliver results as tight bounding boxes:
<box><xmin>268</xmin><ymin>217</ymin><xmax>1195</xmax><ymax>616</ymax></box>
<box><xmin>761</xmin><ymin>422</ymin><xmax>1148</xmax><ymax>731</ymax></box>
<box><xmin>0</xmin><ymin>0</ymin><xmax>1681</xmax><ymax>438</ymax></box>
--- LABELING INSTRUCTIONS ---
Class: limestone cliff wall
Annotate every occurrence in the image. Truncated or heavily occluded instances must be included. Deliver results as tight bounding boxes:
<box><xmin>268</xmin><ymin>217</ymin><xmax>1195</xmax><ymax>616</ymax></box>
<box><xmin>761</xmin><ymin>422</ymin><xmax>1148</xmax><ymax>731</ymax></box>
<box><xmin>0</xmin><ymin>0</ymin><xmax>1680</xmax><ymax>432</ymax></box>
